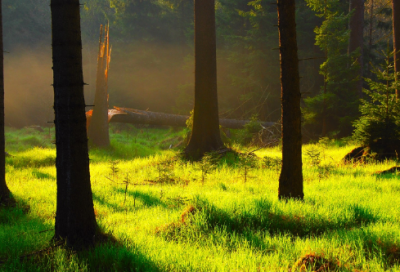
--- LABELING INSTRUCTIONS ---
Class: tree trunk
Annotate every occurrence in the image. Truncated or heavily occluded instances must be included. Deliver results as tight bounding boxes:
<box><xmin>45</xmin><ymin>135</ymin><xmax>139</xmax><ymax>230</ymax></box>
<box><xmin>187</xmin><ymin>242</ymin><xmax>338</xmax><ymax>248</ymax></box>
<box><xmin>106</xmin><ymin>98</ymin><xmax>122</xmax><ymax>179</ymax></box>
<box><xmin>368</xmin><ymin>0</ymin><xmax>374</xmax><ymax>77</ymax></box>
<box><xmin>277</xmin><ymin>0</ymin><xmax>304</xmax><ymax>200</ymax></box>
<box><xmin>104</xmin><ymin>107</ymin><xmax>276</xmax><ymax>129</ymax></box>
<box><xmin>0</xmin><ymin>0</ymin><xmax>10</xmax><ymax>205</ymax></box>
<box><xmin>185</xmin><ymin>0</ymin><xmax>225</xmax><ymax>160</ymax></box>
<box><xmin>87</xmin><ymin>25</ymin><xmax>111</xmax><ymax>147</ymax></box>
<box><xmin>393</xmin><ymin>0</ymin><xmax>400</xmax><ymax>99</ymax></box>
<box><xmin>348</xmin><ymin>0</ymin><xmax>364</xmax><ymax>98</ymax></box>
<box><xmin>51</xmin><ymin>0</ymin><xmax>97</xmax><ymax>249</ymax></box>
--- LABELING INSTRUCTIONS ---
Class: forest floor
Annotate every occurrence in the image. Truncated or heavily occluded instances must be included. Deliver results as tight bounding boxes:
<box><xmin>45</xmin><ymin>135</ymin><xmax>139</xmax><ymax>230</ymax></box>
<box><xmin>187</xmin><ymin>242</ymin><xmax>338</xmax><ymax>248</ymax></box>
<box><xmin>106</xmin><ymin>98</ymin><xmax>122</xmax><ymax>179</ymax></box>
<box><xmin>1</xmin><ymin>125</ymin><xmax>400</xmax><ymax>271</ymax></box>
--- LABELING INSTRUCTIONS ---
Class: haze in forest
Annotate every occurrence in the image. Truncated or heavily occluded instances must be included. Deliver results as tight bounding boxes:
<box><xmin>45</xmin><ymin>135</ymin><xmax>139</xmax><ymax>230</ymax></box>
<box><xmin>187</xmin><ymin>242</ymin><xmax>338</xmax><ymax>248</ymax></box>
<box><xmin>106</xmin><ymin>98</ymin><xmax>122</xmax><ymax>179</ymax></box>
<box><xmin>3</xmin><ymin>43</ymin><xmax>197</xmax><ymax>128</ymax></box>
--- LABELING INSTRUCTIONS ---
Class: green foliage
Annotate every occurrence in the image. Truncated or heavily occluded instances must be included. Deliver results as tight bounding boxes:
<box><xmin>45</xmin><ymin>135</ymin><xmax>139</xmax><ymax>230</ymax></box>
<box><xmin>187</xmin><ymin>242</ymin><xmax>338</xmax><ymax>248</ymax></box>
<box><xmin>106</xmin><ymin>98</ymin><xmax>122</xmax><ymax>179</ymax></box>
<box><xmin>263</xmin><ymin>155</ymin><xmax>282</xmax><ymax>171</ymax></box>
<box><xmin>303</xmin><ymin>0</ymin><xmax>360</xmax><ymax>136</ymax></box>
<box><xmin>155</xmin><ymin>158</ymin><xmax>176</xmax><ymax>184</ymax></box>
<box><xmin>237</xmin><ymin>150</ymin><xmax>259</xmax><ymax>183</ymax></box>
<box><xmin>195</xmin><ymin>152</ymin><xmax>219</xmax><ymax>184</ymax></box>
<box><xmin>353</xmin><ymin>52</ymin><xmax>400</xmax><ymax>150</ymax></box>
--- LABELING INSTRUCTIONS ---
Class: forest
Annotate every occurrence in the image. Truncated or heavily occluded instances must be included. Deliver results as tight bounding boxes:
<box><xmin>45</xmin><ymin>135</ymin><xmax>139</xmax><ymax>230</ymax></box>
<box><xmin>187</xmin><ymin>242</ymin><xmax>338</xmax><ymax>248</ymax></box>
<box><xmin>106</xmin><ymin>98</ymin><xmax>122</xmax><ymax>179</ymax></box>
<box><xmin>0</xmin><ymin>0</ymin><xmax>400</xmax><ymax>271</ymax></box>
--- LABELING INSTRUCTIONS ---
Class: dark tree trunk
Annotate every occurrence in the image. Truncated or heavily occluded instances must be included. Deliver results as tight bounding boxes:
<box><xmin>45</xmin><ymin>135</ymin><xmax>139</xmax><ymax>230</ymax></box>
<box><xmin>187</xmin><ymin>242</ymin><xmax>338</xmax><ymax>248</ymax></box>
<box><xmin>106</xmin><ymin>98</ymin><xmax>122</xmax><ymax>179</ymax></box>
<box><xmin>185</xmin><ymin>0</ymin><xmax>225</xmax><ymax>160</ymax></box>
<box><xmin>87</xmin><ymin>25</ymin><xmax>110</xmax><ymax>147</ymax></box>
<box><xmin>0</xmin><ymin>0</ymin><xmax>10</xmax><ymax>205</ymax></box>
<box><xmin>51</xmin><ymin>0</ymin><xmax>97</xmax><ymax>249</ymax></box>
<box><xmin>368</xmin><ymin>0</ymin><xmax>374</xmax><ymax>77</ymax></box>
<box><xmin>277</xmin><ymin>0</ymin><xmax>304</xmax><ymax>200</ymax></box>
<box><xmin>348</xmin><ymin>0</ymin><xmax>364</xmax><ymax>98</ymax></box>
<box><xmin>393</xmin><ymin>0</ymin><xmax>400</xmax><ymax>99</ymax></box>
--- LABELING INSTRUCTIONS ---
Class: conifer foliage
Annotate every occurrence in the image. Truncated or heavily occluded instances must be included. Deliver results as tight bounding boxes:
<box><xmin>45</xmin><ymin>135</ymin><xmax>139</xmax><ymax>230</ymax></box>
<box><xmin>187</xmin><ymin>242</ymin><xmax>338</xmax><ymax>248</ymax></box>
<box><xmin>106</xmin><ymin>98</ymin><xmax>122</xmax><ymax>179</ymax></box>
<box><xmin>353</xmin><ymin>52</ymin><xmax>400</xmax><ymax>159</ymax></box>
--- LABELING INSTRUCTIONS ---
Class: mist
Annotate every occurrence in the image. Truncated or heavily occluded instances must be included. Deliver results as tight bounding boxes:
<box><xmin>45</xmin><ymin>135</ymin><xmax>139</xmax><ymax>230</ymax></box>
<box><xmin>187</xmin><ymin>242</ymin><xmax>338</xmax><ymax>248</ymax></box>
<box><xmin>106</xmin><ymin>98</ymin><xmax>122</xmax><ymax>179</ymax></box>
<box><xmin>3</xmin><ymin>42</ymin><xmax>197</xmax><ymax>128</ymax></box>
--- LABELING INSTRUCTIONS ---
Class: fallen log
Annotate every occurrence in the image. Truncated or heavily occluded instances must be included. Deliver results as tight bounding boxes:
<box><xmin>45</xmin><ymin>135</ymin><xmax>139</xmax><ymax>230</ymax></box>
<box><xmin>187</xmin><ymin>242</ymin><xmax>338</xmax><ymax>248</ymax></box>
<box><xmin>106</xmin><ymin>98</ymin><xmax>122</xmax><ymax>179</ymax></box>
<box><xmin>108</xmin><ymin>107</ymin><xmax>276</xmax><ymax>129</ymax></box>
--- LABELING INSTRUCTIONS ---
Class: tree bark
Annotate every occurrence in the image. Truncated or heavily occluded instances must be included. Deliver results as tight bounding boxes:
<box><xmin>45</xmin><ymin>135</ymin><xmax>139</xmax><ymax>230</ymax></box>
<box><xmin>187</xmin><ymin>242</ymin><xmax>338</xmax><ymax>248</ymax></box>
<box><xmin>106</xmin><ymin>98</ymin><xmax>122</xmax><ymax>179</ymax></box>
<box><xmin>393</xmin><ymin>0</ymin><xmax>400</xmax><ymax>99</ymax></box>
<box><xmin>185</xmin><ymin>0</ymin><xmax>225</xmax><ymax>160</ymax></box>
<box><xmin>277</xmin><ymin>0</ymin><xmax>304</xmax><ymax>200</ymax></box>
<box><xmin>348</xmin><ymin>0</ymin><xmax>365</xmax><ymax>98</ymax></box>
<box><xmin>0</xmin><ymin>0</ymin><xmax>11</xmax><ymax>205</ymax></box>
<box><xmin>105</xmin><ymin>107</ymin><xmax>276</xmax><ymax>129</ymax></box>
<box><xmin>87</xmin><ymin>25</ymin><xmax>111</xmax><ymax>147</ymax></box>
<box><xmin>51</xmin><ymin>0</ymin><xmax>97</xmax><ymax>249</ymax></box>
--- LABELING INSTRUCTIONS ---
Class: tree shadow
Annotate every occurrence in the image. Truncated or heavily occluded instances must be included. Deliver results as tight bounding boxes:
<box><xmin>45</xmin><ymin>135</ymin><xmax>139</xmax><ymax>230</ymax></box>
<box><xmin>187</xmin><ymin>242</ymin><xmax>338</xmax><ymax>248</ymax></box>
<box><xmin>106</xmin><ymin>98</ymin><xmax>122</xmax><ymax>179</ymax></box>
<box><xmin>114</xmin><ymin>188</ymin><xmax>167</xmax><ymax>208</ymax></box>
<box><xmin>6</xmin><ymin>155</ymin><xmax>55</xmax><ymax>169</ymax></box>
<box><xmin>32</xmin><ymin>169</ymin><xmax>55</xmax><ymax>180</ymax></box>
<box><xmin>157</xmin><ymin>197</ymin><xmax>381</xmax><ymax>259</ymax></box>
<box><xmin>192</xmin><ymin>198</ymin><xmax>378</xmax><ymax>239</ymax></box>
<box><xmin>92</xmin><ymin>190</ymin><xmax>167</xmax><ymax>213</ymax></box>
<box><xmin>74</xmin><ymin>242</ymin><xmax>160</xmax><ymax>272</ymax></box>
<box><xmin>0</xmin><ymin>197</ymin><xmax>161</xmax><ymax>271</ymax></box>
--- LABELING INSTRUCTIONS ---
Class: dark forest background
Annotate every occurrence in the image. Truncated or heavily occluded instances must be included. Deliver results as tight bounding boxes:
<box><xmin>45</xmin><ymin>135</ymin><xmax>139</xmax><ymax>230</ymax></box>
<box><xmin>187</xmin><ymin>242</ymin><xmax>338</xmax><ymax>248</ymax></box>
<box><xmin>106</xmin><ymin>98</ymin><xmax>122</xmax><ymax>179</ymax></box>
<box><xmin>2</xmin><ymin>0</ymin><xmax>393</xmax><ymax>139</ymax></box>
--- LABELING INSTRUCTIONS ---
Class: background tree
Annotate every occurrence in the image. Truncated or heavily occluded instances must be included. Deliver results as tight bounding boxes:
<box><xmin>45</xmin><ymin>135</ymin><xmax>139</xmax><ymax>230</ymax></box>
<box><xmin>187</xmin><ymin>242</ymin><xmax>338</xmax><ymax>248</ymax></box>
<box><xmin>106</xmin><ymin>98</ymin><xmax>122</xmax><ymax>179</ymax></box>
<box><xmin>304</xmin><ymin>0</ymin><xmax>360</xmax><ymax>137</ymax></box>
<box><xmin>348</xmin><ymin>0</ymin><xmax>364</xmax><ymax>98</ymax></box>
<box><xmin>185</xmin><ymin>0</ymin><xmax>225</xmax><ymax>160</ymax></box>
<box><xmin>277</xmin><ymin>0</ymin><xmax>304</xmax><ymax>200</ymax></box>
<box><xmin>0</xmin><ymin>0</ymin><xmax>11</xmax><ymax>205</ymax></box>
<box><xmin>393</xmin><ymin>0</ymin><xmax>400</xmax><ymax>98</ymax></box>
<box><xmin>87</xmin><ymin>25</ymin><xmax>111</xmax><ymax>147</ymax></box>
<box><xmin>51</xmin><ymin>0</ymin><xmax>97</xmax><ymax>248</ymax></box>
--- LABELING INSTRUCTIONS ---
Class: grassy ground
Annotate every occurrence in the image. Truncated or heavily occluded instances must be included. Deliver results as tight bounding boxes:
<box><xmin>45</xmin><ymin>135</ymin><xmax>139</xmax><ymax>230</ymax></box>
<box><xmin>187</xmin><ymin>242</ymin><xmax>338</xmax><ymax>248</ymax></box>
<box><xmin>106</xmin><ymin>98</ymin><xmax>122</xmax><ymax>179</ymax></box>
<box><xmin>1</xmin><ymin>125</ymin><xmax>400</xmax><ymax>271</ymax></box>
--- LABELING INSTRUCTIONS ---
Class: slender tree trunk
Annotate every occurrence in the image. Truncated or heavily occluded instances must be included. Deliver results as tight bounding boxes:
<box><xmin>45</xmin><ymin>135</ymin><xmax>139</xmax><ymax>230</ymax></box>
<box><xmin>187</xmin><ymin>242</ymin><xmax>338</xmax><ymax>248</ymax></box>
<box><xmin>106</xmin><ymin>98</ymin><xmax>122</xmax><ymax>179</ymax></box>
<box><xmin>277</xmin><ymin>0</ymin><xmax>304</xmax><ymax>200</ymax></box>
<box><xmin>393</xmin><ymin>0</ymin><xmax>400</xmax><ymax>99</ymax></box>
<box><xmin>185</xmin><ymin>0</ymin><xmax>225</xmax><ymax>160</ymax></box>
<box><xmin>51</xmin><ymin>0</ymin><xmax>97</xmax><ymax>248</ymax></box>
<box><xmin>0</xmin><ymin>0</ymin><xmax>10</xmax><ymax>205</ymax></box>
<box><xmin>368</xmin><ymin>0</ymin><xmax>374</xmax><ymax>77</ymax></box>
<box><xmin>322</xmin><ymin>3</ymin><xmax>328</xmax><ymax>137</ymax></box>
<box><xmin>348</xmin><ymin>0</ymin><xmax>365</xmax><ymax>98</ymax></box>
<box><xmin>87</xmin><ymin>25</ymin><xmax>111</xmax><ymax>147</ymax></box>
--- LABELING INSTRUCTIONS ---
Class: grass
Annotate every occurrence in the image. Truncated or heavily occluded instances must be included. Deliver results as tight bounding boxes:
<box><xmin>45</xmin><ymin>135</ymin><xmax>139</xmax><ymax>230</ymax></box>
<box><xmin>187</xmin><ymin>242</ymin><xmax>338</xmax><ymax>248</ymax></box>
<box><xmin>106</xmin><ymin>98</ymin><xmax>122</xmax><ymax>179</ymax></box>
<box><xmin>1</xmin><ymin>124</ymin><xmax>400</xmax><ymax>271</ymax></box>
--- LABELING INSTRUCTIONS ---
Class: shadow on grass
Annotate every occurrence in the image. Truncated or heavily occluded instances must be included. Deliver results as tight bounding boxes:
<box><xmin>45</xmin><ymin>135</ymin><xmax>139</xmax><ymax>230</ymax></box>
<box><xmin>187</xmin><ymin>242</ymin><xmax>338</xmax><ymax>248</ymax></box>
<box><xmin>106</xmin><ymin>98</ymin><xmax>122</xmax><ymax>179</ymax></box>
<box><xmin>32</xmin><ymin>169</ymin><xmax>55</xmax><ymax>180</ymax></box>
<box><xmin>6</xmin><ymin>155</ymin><xmax>55</xmax><ymax>169</ymax></box>
<box><xmin>191</xmin><ymin>198</ymin><xmax>378</xmax><ymax>238</ymax></box>
<box><xmin>72</xmin><ymin>243</ymin><xmax>160</xmax><ymax>272</ymax></box>
<box><xmin>115</xmin><ymin>188</ymin><xmax>167</xmax><ymax>208</ymax></box>
<box><xmin>89</xmin><ymin>137</ymin><xmax>170</xmax><ymax>163</ymax></box>
<box><xmin>158</xmin><ymin>198</ymin><xmax>380</xmax><ymax>255</ymax></box>
<box><xmin>93</xmin><ymin>190</ymin><xmax>167</xmax><ymax>213</ymax></box>
<box><xmin>0</xmin><ymin>197</ymin><xmax>161</xmax><ymax>271</ymax></box>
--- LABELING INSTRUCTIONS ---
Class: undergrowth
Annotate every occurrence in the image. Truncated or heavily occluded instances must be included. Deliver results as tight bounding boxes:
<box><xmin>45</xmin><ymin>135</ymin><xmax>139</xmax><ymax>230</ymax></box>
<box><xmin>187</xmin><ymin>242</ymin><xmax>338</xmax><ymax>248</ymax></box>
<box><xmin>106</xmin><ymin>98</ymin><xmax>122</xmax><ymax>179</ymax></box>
<box><xmin>1</xmin><ymin>125</ymin><xmax>400</xmax><ymax>271</ymax></box>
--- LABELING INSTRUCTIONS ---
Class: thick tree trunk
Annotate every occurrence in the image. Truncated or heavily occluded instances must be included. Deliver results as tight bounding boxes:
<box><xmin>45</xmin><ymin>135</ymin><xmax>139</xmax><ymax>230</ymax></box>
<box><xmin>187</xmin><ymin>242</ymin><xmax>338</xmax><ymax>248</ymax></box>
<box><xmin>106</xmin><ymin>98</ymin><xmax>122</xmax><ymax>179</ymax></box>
<box><xmin>277</xmin><ymin>0</ymin><xmax>304</xmax><ymax>200</ymax></box>
<box><xmin>105</xmin><ymin>107</ymin><xmax>276</xmax><ymax>129</ymax></box>
<box><xmin>393</xmin><ymin>0</ymin><xmax>400</xmax><ymax>99</ymax></box>
<box><xmin>87</xmin><ymin>25</ymin><xmax>111</xmax><ymax>147</ymax></box>
<box><xmin>0</xmin><ymin>0</ymin><xmax>10</xmax><ymax>205</ymax></box>
<box><xmin>51</xmin><ymin>0</ymin><xmax>97</xmax><ymax>249</ymax></box>
<box><xmin>348</xmin><ymin>0</ymin><xmax>364</xmax><ymax>98</ymax></box>
<box><xmin>185</xmin><ymin>0</ymin><xmax>225</xmax><ymax>160</ymax></box>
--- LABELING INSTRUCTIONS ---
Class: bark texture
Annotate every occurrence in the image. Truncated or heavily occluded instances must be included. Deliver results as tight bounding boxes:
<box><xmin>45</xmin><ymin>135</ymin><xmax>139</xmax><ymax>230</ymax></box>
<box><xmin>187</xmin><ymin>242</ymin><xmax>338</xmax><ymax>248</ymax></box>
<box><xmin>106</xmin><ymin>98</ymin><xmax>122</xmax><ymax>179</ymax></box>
<box><xmin>277</xmin><ymin>0</ymin><xmax>304</xmax><ymax>200</ymax></box>
<box><xmin>51</xmin><ymin>0</ymin><xmax>97</xmax><ymax>248</ymax></box>
<box><xmin>185</xmin><ymin>0</ymin><xmax>225</xmax><ymax>160</ymax></box>
<box><xmin>87</xmin><ymin>25</ymin><xmax>111</xmax><ymax>147</ymax></box>
<box><xmin>348</xmin><ymin>0</ymin><xmax>364</xmax><ymax>97</ymax></box>
<box><xmin>104</xmin><ymin>107</ymin><xmax>276</xmax><ymax>129</ymax></box>
<box><xmin>0</xmin><ymin>0</ymin><xmax>10</xmax><ymax>204</ymax></box>
<box><xmin>393</xmin><ymin>0</ymin><xmax>400</xmax><ymax>98</ymax></box>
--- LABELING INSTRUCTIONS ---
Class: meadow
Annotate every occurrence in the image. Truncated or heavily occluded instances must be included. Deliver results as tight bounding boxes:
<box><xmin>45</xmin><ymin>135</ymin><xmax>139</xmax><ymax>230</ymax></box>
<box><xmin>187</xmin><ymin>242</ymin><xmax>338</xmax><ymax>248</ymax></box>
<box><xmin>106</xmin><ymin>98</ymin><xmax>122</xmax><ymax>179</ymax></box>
<box><xmin>0</xmin><ymin>125</ymin><xmax>400</xmax><ymax>271</ymax></box>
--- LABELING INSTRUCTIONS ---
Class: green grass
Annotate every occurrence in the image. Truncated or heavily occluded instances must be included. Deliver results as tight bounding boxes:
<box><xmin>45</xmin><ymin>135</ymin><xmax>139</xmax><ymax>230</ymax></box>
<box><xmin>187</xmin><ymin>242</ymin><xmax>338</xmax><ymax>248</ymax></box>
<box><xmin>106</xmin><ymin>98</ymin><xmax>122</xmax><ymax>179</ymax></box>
<box><xmin>1</xmin><ymin>125</ymin><xmax>400</xmax><ymax>271</ymax></box>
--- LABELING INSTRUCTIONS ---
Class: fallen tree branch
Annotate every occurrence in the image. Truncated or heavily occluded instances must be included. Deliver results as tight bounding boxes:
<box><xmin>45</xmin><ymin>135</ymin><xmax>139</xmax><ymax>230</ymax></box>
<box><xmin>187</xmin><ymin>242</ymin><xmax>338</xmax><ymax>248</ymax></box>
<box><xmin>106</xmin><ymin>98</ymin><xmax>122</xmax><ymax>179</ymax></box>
<box><xmin>107</xmin><ymin>107</ymin><xmax>276</xmax><ymax>129</ymax></box>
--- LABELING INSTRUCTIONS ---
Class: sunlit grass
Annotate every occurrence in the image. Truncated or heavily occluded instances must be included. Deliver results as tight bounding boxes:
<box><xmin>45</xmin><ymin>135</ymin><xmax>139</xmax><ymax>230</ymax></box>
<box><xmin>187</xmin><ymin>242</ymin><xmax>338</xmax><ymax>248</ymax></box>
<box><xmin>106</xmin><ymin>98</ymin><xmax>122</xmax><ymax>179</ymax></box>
<box><xmin>1</xmin><ymin>125</ymin><xmax>400</xmax><ymax>271</ymax></box>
